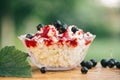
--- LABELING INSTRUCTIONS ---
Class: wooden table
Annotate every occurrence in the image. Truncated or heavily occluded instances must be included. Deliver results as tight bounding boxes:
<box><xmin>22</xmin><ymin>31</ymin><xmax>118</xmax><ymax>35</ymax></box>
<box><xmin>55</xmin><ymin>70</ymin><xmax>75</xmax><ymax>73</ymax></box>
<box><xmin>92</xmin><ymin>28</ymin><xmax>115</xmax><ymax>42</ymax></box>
<box><xmin>0</xmin><ymin>63</ymin><xmax>120</xmax><ymax>80</ymax></box>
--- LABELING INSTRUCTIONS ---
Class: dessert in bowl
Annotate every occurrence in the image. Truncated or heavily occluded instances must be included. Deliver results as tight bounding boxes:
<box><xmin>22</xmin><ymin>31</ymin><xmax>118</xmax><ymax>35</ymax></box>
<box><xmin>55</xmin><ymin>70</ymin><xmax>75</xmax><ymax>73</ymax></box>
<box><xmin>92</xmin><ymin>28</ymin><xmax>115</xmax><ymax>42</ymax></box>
<box><xmin>19</xmin><ymin>20</ymin><xmax>95</xmax><ymax>70</ymax></box>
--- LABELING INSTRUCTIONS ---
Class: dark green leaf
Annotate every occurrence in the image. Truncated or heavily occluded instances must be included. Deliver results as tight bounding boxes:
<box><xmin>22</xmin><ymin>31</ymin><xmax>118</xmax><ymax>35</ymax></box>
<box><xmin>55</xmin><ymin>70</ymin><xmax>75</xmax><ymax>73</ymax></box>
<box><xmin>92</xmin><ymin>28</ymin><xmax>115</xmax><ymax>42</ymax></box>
<box><xmin>0</xmin><ymin>46</ymin><xmax>32</xmax><ymax>77</ymax></box>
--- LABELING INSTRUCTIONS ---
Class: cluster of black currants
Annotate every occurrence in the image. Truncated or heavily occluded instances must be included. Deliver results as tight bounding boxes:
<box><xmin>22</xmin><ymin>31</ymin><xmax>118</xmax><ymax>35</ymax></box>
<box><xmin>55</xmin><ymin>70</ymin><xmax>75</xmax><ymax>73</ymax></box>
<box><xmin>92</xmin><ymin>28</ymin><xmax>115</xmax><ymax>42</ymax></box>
<box><xmin>101</xmin><ymin>58</ymin><xmax>120</xmax><ymax>69</ymax></box>
<box><xmin>80</xmin><ymin>59</ymin><xmax>97</xmax><ymax>74</ymax></box>
<box><xmin>51</xmin><ymin>20</ymin><xmax>78</xmax><ymax>34</ymax></box>
<box><xmin>52</xmin><ymin>20</ymin><xmax>67</xmax><ymax>34</ymax></box>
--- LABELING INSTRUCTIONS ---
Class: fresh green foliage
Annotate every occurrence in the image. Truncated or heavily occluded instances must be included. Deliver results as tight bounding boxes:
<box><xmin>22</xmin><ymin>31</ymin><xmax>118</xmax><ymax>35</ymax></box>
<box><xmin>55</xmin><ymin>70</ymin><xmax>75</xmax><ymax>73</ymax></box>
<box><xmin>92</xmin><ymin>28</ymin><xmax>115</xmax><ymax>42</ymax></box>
<box><xmin>0</xmin><ymin>46</ymin><xmax>32</xmax><ymax>77</ymax></box>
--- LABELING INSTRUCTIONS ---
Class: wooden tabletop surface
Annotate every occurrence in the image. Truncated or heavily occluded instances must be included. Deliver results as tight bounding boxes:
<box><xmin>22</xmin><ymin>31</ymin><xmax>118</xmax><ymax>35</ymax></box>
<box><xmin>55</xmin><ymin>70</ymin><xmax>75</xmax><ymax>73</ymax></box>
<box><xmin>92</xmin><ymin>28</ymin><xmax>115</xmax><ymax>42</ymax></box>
<box><xmin>0</xmin><ymin>63</ymin><xmax>120</xmax><ymax>80</ymax></box>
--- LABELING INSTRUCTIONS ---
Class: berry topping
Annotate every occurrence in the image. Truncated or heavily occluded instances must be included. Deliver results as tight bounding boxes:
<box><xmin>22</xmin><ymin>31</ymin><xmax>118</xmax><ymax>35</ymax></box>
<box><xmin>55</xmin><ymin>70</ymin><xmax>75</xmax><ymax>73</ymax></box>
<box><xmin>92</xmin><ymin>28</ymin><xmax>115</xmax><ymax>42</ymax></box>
<box><xmin>25</xmin><ymin>40</ymin><xmax>37</xmax><ymax>48</ymax></box>
<box><xmin>101</xmin><ymin>59</ymin><xmax>108</xmax><ymax>68</ymax></box>
<box><xmin>23</xmin><ymin>20</ymin><xmax>95</xmax><ymax>48</ymax></box>
<box><xmin>26</xmin><ymin>34</ymin><xmax>33</xmax><ymax>39</ymax></box>
<box><xmin>36</xmin><ymin>24</ymin><xmax>44</xmax><ymax>31</ymax></box>
<box><xmin>71</xmin><ymin>27</ymin><xmax>78</xmax><ymax>33</ymax></box>
<box><xmin>53</xmin><ymin>20</ymin><xmax>62</xmax><ymax>28</ymax></box>
<box><xmin>57</xmin><ymin>23</ymin><xmax>67</xmax><ymax>34</ymax></box>
<box><xmin>40</xmin><ymin>67</ymin><xmax>47</xmax><ymax>73</ymax></box>
<box><xmin>90</xmin><ymin>59</ymin><xmax>97</xmax><ymax>67</ymax></box>
<box><xmin>44</xmin><ymin>39</ymin><xmax>54</xmax><ymax>46</ymax></box>
<box><xmin>81</xmin><ymin>67</ymin><xmax>88</xmax><ymax>74</ymax></box>
<box><xmin>85</xmin><ymin>61</ymin><xmax>93</xmax><ymax>69</ymax></box>
<box><xmin>80</xmin><ymin>60</ymin><xmax>86</xmax><ymax>67</ymax></box>
<box><xmin>116</xmin><ymin>62</ymin><xmax>120</xmax><ymax>69</ymax></box>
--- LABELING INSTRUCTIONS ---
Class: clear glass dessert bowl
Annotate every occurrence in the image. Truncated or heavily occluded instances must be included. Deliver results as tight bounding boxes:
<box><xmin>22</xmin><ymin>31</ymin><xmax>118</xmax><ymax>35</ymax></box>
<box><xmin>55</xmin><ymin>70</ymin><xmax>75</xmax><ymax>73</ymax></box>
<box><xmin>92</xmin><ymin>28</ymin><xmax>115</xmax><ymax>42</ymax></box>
<box><xmin>19</xmin><ymin>21</ymin><xmax>95</xmax><ymax>70</ymax></box>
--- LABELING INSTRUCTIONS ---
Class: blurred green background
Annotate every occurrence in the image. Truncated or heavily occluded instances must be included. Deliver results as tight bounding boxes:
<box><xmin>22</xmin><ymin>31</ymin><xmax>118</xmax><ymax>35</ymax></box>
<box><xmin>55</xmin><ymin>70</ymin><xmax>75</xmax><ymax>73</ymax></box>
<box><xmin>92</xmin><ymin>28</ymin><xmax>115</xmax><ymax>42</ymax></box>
<box><xmin>0</xmin><ymin>0</ymin><xmax>120</xmax><ymax>61</ymax></box>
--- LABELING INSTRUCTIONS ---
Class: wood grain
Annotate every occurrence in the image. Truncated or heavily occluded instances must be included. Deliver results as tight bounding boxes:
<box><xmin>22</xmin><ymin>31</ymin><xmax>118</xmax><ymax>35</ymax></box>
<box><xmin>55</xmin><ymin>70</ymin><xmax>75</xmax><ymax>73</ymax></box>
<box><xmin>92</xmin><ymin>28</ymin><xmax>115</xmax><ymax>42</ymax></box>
<box><xmin>0</xmin><ymin>63</ymin><xmax>120</xmax><ymax>80</ymax></box>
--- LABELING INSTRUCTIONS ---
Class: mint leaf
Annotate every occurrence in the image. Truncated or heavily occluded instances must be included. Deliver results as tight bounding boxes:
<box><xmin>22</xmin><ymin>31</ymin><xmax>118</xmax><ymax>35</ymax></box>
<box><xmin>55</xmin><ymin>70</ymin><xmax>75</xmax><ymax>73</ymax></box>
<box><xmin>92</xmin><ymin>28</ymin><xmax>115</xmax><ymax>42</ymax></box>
<box><xmin>0</xmin><ymin>46</ymin><xmax>32</xmax><ymax>77</ymax></box>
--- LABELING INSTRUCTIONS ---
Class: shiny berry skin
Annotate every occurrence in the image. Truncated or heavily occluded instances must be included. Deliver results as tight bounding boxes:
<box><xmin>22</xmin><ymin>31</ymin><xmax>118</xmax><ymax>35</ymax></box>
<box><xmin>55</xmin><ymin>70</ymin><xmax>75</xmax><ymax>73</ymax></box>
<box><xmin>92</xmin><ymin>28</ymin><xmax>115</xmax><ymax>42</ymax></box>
<box><xmin>101</xmin><ymin>59</ymin><xmax>108</xmax><ymax>68</ymax></box>
<box><xmin>116</xmin><ymin>62</ymin><xmax>120</xmax><ymax>69</ymax></box>
<box><xmin>81</xmin><ymin>67</ymin><xmax>88</xmax><ymax>74</ymax></box>
<box><xmin>36</xmin><ymin>24</ymin><xmax>44</xmax><ymax>31</ymax></box>
<box><xmin>80</xmin><ymin>60</ymin><xmax>86</xmax><ymax>67</ymax></box>
<box><xmin>85</xmin><ymin>61</ymin><xmax>93</xmax><ymax>69</ymax></box>
<box><xmin>58</xmin><ymin>24</ymin><xmax>67</xmax><ymax>34</ymax></box>
<box><xmin>108</xmin><ymin>60</ymin><xmax>115</xmax><ymax>68</ymax></box>
<box><xmin>109</xmin><ymin>58</ymin><xmax>116</xmax><ymax>64</ymax></box>
<box><xmin>90</xmin><ymin>59</ymin><xmax>97</xmax><ymax>67</ymax></box>
<box><xmin>40</xmin><ymin>67</ymin><xmax>47</xmax><ymax>73</ymax></box>
<box><xmin>61</xmin><ymin>24</ymin><xmax>67</xmax><ymax>32</ymax></box>
<box><xmin>71</xmin><ymin>27</ymin><xmax>78</xmax><ymax>33</ymax></box>
<box><xmin>54</xmin><ymin>20</ymin><xmax>62</xmax><ymax>28</ymax></box>
<box><xmin>26</xmin><ymin>34</ymin><xmax>33</xmax><ymax>39</ymax></box>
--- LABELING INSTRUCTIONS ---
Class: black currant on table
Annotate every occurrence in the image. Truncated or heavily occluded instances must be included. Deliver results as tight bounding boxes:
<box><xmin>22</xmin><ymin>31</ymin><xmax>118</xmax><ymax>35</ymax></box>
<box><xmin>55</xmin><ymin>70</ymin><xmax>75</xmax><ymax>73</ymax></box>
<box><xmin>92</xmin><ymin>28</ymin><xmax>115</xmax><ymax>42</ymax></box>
<box><xmin>81</xmin><ymin>67</ymin><xmax>88</xmax><ymax>74</ymax></box>
<box><xmin>80</xmin><ymin>60</ymin><xmax>87</xmax><ymax>67</ymax></box>
<box><xmin>85</xmin><ymin>61</ymin><xmax>93</xmax><ymax>69</ymax></box>
<box><xmin>107</xmin><ymin>59</ymin><xmax>115</xmax><ymax>68</ymax></box>
<box><xmin>109</xmin><ymin>58</ymin><xmax>116</xmax><ymax>64</ymax></box>
<box><xmin>116</xmin><ymin>62</ymin><xmax>120</xmax><ymax>69</ymax></box>
<box><xmin>40</xmin><ymin>67</ymin><xmax>47</xmax><ymax>73</ymax></box>
<box><xmin>26</xmin><ymin>34</ymin><xmax>33</xmax><ymax>39</ymax></box>
<box><xmin>90</xmin><ymin>59</ymin><xmax>97</xmax><ymax>67</ymax></box>
<box><xmin>101</xmin><ymin>59</ymin><xmax>108</xmax><ymax>68</ymax></box>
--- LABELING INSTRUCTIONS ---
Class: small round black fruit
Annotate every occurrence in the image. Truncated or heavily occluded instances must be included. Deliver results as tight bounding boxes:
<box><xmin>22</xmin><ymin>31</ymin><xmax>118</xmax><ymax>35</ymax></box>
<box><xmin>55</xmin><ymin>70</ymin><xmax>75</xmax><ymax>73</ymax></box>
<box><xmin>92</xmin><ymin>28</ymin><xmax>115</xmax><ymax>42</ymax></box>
<box><xmin>58</xmin><ymin>24</ymin><xmax>67</xmax><ymax>34</ymax></box>
<box><xmin>90</xmin><ymin>59</ymin><xmax>97</xmax><ymax>67</ymax></box>
<box><xmin>80</xmin><ymin>60</ymin><xmax>86</xmax><ymax>67</ymax></box>
<box><xmin>101</xmin><ymin>59</ymin><xmax>108</xmax><ymax>68</ymax></box>
<box><xmin>54</xmin><ymin>20</ymin><xmax>62</xmax><ymax>28</ymax></box>
<box><xmin>40</xmin><ymin>67</ymin><xmax>47</xmax><ymax>73</ymax></box>
<box><xmin>86</xmin><ymin>61</ymin><xmax>93</xmax><ymax>69</ymax></box>
<box><xmin>116</xmin><ymin>62</ymin><xmax>120</xmax><ymax>69</ymax></box>
<box><xmin>81</xmin><ymin>67</ymin><xmax>88</xmax><ymax>74</ymax></box>
<box><xmin>71</xmin><ymin>27</ymin><xmax>78</xmax><ymax>33</ymax></box>
<box><xmin>108</xmin><ymin>60</ymin><xmax>115</xmax><ymax>68</ymax></box>
<box><xmin>109</xmin><ymin>58</ymin><xmax>116</xmax><ymax>64</ymax></box>
<box><xmin>36</xmin><ymin>24</ymin><xmax>44</xmax><ymax>31</ymax></box>
<box><xmin>26</xmin><ymin>34</ymin><xmax>33</xmax><ymax>39</ymax></box>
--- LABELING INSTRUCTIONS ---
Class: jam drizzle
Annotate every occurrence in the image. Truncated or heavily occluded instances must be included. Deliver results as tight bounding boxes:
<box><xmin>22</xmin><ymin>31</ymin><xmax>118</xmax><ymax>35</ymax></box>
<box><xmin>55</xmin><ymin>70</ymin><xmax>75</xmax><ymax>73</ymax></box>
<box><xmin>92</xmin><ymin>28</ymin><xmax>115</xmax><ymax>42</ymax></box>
<box><xmin>25</xmin><ymin>40</ymin><xmax>37</xmax><ymax>48</ymax></box>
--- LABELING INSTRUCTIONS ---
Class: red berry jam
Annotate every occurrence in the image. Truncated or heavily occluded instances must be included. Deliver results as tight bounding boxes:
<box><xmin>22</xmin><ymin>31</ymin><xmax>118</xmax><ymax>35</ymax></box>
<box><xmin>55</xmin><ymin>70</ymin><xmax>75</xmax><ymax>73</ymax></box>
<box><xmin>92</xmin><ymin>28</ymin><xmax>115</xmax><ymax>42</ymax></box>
<box><xmin>41</xmin><ymin>25</ymin><xmax>50</xmax><ymax>38</ymax></box>
<box><xmin>25</xmin><ymin>40</ymin><xmax>37</xmax><ymax>48</ymax></box>
<box><xmin>85</xmin><ymin>40</ymin><xmax>91</xmax><ymax>45</ymax></box>
<box><xmin>44</xmin><ymin>39</ymin><xmax>54</xmax><ymax>46</ymax></box>
<box><xmin>66</xmin><ymin>38</ymin><xmax>78</xmax><ymax>47</ymax></box>
<box><xmin>57</xmin><ymin>39</ymin><xmax>64</xmax><ymax>47</ymax></box>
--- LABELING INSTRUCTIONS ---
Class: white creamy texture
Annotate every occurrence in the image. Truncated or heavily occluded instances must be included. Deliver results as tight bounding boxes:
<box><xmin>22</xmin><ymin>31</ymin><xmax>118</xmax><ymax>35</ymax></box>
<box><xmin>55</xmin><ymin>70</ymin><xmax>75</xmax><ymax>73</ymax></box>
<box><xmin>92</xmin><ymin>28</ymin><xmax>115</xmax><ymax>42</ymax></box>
<box><xmin>28</xmin><ymin>43</ymin><xmax>90</xmax><ymax>68</ymax></box>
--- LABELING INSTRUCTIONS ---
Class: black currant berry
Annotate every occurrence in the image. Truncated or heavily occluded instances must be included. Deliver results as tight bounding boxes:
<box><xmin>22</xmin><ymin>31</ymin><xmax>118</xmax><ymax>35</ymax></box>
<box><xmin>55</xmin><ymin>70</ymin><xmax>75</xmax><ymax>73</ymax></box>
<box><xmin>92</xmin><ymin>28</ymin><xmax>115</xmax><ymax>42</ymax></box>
<box><xmin>116</xmin><ymin>62</ymin><xmax>120</xmax><ymax>69</ymax></box>
<box><xmin>109</xmin><ymin>58</ymin><xmax>116</xmax><ymax>64</ymax></box>
<box><xmin>81</xmin><ymin>67</ymin><xmax>88</xmax><ymax>74</ymax></box>
<box><xmin>53</xmin><ymin>20</ymin><xmax>62</xmax><ymax>28</ymax></box>
<box><xmin>40</xmin><ymin>67</ymin><xmax>47</xmax><ymax>73</ymax></box>
<box><xmin>108</xmin><ymin>60</ymin><xmax>115</xmax><ymax>68</ymax></box>
<box><xmin>58</xmin><ymin>24</ymin><xmax>67</xmax><ymax>34</ymax></box>
<box><xmin>26</xmin><ymin>34</ymin><xmax>33</xmax><ymax>39</ymax></box>
<box><xmin>85</xmin><ymin>61</ymin><xmax>93</xmax><ymax>69</ymax></box>
<box><xmin>71</xmin><ymin>27</ymin><xmax>78</xmax><ymax>33</ymax></box>
<box><xmin>101</xmin><ymin>59</ymin><xmax>108</xmax><ymax>68</ymax></box>
<box><xmin>90</xmin><ymin>59</ymin><xmax>97</xmax><ymax>67</ymax></box>
<box><xmin>36</xmin><ymin>24</ymin><xmax>44</xmax><ymax>31</ymax></box>
<box><xmin>80</xmin><ymin>60</ymin><xmax>86</xmax><ymax>67</ymax></box>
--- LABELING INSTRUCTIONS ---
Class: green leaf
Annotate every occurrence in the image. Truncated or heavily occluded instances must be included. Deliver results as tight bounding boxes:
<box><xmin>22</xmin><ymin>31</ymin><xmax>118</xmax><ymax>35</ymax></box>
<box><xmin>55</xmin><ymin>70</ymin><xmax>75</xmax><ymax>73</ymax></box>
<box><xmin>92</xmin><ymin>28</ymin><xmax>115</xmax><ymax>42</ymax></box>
<box><xmin>0</xmin><ymin>46</ymin><xmax>32</xmax><ymax>77</ymax></box>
